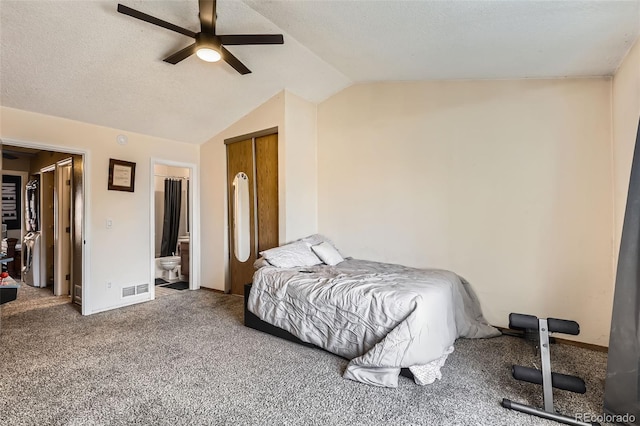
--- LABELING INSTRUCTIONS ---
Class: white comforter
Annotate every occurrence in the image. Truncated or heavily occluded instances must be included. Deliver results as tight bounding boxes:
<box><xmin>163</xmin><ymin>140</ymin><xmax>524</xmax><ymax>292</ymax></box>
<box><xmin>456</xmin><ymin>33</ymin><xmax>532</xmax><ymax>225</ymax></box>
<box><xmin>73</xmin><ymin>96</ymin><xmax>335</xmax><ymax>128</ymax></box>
<box><xmin>247</xmin><ymin>258</ymin><xmax>499</xmax><ymax>387</ymax></box>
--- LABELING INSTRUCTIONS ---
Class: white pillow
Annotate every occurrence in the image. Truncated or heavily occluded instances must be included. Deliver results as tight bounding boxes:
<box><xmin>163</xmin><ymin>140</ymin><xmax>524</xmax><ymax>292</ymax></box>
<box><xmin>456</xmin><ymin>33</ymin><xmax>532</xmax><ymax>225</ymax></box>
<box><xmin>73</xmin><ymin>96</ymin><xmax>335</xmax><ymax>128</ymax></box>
<box><xmin>301</xmin><ymin>234</ymin><xmax>343</xmax><ymax>256</ymax></box>
<box><xmin>311</xmin><ymin>242</ymin><xmax>344</xmax><ymax>266</ymax></box>
<box><xmin>259</xmin><ymin>241</ymin><xmax>322</xmax><ymax>268</ymax></box>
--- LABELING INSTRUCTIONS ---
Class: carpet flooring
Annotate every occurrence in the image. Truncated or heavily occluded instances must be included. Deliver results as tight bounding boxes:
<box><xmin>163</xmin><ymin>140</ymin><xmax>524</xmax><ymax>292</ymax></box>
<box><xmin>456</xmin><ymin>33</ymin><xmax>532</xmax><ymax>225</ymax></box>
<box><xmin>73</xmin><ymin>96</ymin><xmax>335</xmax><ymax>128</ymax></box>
<box><xmin>0</xmin><ymin>285</ymin><xmax>610</xmax><ymax>425</ymax></box>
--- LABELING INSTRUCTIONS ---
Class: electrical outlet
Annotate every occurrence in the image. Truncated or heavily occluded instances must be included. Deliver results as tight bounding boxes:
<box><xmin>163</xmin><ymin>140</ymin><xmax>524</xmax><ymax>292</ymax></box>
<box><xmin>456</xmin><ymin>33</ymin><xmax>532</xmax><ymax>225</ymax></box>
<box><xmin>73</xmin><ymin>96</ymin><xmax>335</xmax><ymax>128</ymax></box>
<box><xmin>107</xmin><ymin>281</ymin><xmax>112</xmax><ymax>289</ymax></box>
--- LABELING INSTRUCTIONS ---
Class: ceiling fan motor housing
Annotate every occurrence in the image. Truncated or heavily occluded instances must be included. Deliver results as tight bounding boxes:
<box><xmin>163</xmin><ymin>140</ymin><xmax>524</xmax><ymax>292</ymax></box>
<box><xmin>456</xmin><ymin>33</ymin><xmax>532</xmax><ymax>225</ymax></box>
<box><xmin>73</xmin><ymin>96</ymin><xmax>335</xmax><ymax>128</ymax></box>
<box><xmin>196</xmin><ymin>32</ymin><xmax>220</xmax><ymax>49</ymax></box>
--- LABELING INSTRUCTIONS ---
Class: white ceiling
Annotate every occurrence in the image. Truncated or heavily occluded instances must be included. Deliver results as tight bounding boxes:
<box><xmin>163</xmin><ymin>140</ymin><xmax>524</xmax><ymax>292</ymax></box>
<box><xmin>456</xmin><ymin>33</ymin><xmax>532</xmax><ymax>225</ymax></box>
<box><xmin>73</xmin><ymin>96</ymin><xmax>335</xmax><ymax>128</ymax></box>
<box><xmin>245</xmin><ymin>0</ymin><xmax>640</xmax><ymax>81</ymax></box>
<box><xmin>1</xmin><ymin>0</ymin><xmax>639</xmax><ymax>145</ymax></box>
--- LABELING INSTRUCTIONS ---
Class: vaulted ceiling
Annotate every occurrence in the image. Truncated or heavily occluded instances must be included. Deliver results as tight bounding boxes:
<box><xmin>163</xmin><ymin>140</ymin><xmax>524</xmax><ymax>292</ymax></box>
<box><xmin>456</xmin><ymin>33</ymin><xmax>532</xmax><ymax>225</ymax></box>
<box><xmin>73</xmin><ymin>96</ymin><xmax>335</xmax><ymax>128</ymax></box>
<box><xmin>1</xmin><ymin>0</ymin><xmax>639</xmax><ymax>144</ymax></box>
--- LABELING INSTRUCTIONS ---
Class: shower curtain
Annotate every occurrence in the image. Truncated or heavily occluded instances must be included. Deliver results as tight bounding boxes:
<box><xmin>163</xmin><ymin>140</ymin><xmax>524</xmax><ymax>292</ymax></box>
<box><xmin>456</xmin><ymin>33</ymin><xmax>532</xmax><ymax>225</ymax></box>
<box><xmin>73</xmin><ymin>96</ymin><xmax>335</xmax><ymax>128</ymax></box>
<box><xmin>160</xmin><ymin>178</ymin><xmax>182</xmax><ymax>257</ymax></box>
<box><xmin>604</xmin><ymin>118</ymin><xmax>640</xmax><ymax>425</ymax></box>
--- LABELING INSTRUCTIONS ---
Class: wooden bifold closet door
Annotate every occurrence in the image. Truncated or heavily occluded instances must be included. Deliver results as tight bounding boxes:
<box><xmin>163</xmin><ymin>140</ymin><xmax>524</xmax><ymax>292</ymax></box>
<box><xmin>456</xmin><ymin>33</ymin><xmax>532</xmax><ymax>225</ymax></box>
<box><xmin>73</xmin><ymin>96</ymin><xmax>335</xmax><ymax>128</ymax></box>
<box><xmin>226</xmin><ymin>131</ymin><xmax>278</xmax><ymax>295</ymax></box>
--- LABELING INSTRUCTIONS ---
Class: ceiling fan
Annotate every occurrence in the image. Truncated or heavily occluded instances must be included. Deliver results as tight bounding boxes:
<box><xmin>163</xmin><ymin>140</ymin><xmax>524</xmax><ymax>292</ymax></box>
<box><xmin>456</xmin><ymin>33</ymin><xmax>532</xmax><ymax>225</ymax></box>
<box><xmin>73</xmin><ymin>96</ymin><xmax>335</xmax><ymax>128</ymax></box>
<box><xmin>117</xmin><ymin>0</ymin><xmax>284</xmax><ymax>75</ymax></box>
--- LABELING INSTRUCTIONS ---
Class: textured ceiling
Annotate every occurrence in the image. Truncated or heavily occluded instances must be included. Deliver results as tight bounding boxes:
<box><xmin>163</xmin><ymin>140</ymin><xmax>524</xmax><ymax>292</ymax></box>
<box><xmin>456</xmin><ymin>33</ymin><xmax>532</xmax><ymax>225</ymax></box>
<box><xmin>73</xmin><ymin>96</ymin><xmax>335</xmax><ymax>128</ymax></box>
<box><xmin>244</xmin><ymin>0</ymin><xmax>640</xmax><ymax>81</ymax></box>
<box><xmin>1</xmin><ymin>1</ymin><xmax>639</xmax><ymax>145</ymax></box>
<box><xmin>0</xmin><ymin>0</ymin><xmax>350</xmax><ymax>144</ymax></box>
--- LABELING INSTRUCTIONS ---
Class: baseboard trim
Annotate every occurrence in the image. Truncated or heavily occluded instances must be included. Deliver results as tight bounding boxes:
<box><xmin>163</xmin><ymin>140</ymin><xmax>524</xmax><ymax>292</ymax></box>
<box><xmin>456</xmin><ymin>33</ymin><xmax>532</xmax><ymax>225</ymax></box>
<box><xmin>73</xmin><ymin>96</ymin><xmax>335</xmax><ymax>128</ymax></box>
<box><xmin>495</xmin><ymin>326</ymin><xmax>608</xmax><ymax>352</ymax></box>
<box><xmin>553</xmin><ymin>336</ymin><xmax>608</xmax><ymax>352</ymax></box>
<box><xmin>199</xmin><ymin>287</ymin><xmax>225</xmax><ymax>294</ymax></box>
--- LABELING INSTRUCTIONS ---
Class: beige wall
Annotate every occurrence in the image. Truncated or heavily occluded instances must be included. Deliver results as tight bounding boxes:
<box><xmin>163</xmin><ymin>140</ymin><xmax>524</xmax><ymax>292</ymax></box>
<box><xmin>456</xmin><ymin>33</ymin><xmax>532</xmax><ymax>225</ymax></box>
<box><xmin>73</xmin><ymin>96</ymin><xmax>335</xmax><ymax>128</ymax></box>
<box><xmin>317</xmin><ymin>79</ymin><xmax>614</xmax><ymax>345</ymax></box>
<box><xmin>199</xmin><ymin>90</ymin><xmax>318</xmax><ymax>291</ymax></box>
<box><xmin>200</xmin><ymin>92</ymin><xmax>285</xmax><ymax>291</ymax></box>
<box><xmin>283</xmin><ymin>91</ymin><xmax>318</xmax><ymax>240</ymax></box>
<box><xmin>612</xmin><ymin>39</ymin><xmax>640</xmax><ymax>266</ymax></box>
<box><xmin>0</xmin><ymin>106</ymin><xmax>199</xmax><ymax>313</ymax></box>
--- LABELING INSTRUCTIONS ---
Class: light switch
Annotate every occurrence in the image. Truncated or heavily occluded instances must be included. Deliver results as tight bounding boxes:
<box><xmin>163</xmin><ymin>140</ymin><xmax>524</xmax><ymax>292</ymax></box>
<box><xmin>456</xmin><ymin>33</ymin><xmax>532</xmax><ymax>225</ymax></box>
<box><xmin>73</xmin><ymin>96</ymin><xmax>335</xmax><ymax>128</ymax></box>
<box><xmin>106</xmin><ymin>219</ymin><xmax>113</xmax><ymax>229</ymax></box>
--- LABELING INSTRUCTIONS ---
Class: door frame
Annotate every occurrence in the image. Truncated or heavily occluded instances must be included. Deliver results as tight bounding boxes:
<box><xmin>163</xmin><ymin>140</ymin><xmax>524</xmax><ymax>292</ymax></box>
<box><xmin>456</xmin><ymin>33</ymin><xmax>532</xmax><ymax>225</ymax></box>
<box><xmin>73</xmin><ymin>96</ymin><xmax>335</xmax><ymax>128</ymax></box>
<box><xmin>0</xmin><ymin>137</ymin><xmax>89</xmax><ymax>314</ymax></box>
<box><xmin>149</xmin><ymin>158</ymin><xmax>200</xmax><ymax>297</ymax></box>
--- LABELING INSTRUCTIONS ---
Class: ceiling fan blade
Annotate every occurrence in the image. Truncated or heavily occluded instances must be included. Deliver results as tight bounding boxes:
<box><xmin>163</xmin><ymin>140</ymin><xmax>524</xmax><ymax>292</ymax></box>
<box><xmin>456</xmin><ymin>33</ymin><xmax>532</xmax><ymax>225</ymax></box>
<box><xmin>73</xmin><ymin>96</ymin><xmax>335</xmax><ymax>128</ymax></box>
<box><xmin>164</xmin><ymin>43</ymin><xmax>198</xmax><ymax>64</ymax></box>
<box><xmin>218</xmin><ymin>34</ymin><xmax>284</xmax><ymax>45</ymax></box>
<box><xmin>198</xmin><ymin>0</ymin><xmax>216</xmax><ymax>34</ymax></box>
<box><xmin>221</xmin><ymin>46</ymin><xmax>251</xmax><ymax>75</ymax></box>
<box><xmin>117</xmin><ymin>4</ymin><xmax>196</xmax><ymax>38</ymax></box>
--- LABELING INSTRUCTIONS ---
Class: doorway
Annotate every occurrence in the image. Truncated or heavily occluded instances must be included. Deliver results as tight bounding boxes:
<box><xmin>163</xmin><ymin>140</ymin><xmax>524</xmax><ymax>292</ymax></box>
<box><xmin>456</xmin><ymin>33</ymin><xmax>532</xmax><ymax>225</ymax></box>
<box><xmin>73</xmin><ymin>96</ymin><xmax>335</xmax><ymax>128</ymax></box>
<box><xmin>1</xmin><ymin>141</ymin><xmax>85</xmax><ymax>311</ymax></box>
<box><xmin>150</xmin><ymin>159</ymin><xmax>199</xmax><ymax>297</ymax></box>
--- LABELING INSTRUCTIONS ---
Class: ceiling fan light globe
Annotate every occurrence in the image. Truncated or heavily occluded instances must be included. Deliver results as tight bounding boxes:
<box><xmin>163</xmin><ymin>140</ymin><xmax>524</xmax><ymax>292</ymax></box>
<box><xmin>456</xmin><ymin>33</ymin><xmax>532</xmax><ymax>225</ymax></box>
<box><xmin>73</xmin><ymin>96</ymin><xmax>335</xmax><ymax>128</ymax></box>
<box><xmin>196</xmin><ymin>47</ymin><xmax>221</xmax><ymax>62</ymax></box>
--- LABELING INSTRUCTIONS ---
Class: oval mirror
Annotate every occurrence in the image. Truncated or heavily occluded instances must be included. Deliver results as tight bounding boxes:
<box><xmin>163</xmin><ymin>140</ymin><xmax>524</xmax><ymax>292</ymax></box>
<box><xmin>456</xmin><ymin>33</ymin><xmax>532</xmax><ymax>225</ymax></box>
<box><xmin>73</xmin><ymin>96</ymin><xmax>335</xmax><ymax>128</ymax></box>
<box><xmin>233</xmin><ymin>172</ymin><xmax>250</xmax><ymax>262</ymax></box>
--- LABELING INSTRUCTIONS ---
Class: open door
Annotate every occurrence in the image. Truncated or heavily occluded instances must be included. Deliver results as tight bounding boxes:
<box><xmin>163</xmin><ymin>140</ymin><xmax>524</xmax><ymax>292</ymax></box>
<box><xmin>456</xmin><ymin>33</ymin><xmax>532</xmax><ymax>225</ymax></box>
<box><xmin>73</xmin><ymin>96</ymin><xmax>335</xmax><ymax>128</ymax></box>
<box><xmin>71</xmin><ymin>155</ymin><xmax>83</xmax><ymax>306</ymax></box>
<box><xmin>54</xmin><ymin>160</ymin><xmax>72</xmax><ymax>296</ymax></box>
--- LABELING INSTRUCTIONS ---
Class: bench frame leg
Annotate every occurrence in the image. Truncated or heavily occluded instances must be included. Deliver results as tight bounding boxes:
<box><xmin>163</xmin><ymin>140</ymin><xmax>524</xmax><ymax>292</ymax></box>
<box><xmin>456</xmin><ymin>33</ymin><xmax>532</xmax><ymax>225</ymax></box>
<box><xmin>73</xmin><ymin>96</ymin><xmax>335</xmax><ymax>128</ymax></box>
<box><xmin>502</xmin><ymin>399</ymin><xmax>598</xmax><ymax>426</ymax></box>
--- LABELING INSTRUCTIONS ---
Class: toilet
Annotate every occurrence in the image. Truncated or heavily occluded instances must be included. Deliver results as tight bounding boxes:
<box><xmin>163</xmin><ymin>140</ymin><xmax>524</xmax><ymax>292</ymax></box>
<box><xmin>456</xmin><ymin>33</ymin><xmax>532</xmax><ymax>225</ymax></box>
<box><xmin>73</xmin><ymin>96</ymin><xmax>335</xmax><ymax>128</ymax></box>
<box><xmin>158</xmin><ymin>256</ymin><xmax>181</xmax><ymax>280</ymax></box>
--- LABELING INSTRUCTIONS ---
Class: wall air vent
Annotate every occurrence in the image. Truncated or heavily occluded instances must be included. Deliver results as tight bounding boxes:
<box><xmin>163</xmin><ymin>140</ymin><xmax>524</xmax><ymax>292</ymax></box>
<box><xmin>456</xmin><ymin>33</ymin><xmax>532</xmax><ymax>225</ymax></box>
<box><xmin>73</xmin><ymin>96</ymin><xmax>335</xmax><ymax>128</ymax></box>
<box><xmin>122</xmin><ymin>284</ymin><xmax>150</xmax><ymax>298</ymax></box>
<box><xmin>122</xmin><ymin>286</ymin><xmax>136</xmax><ymax>297</ymax></box>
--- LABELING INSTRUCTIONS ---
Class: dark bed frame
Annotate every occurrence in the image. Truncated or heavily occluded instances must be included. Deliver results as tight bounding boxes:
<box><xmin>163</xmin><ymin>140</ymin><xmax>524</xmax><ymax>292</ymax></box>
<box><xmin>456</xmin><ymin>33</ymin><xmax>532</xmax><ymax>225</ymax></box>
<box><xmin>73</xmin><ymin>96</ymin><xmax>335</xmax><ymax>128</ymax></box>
<box><xmin>243</xmin><ymin>283</ymin><xmax>414</xmax><ymax>379</ymax></box>
<box><xmin>244</xmin><ymin>283</ymin><xmax>315</xmax><ymax>348</ymax></box>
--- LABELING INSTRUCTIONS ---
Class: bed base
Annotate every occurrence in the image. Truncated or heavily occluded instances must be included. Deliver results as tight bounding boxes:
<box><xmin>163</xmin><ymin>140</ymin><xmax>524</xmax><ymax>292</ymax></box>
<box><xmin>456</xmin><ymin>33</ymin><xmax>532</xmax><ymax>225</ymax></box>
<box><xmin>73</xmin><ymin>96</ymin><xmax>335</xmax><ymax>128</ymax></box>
<box><xmin>244</xmin><ymin>283</ymin><xmax>414</xmax><ymax>379</ymax></box>
<box><xmin>244</xmin><ymin>283</ymin><xmax>315</xmax><ymax>348</ymax></box>
<box><xmin>501</xmin><ymin>313</ymin><xmax>599</xmax><ymax>426</ymax></box>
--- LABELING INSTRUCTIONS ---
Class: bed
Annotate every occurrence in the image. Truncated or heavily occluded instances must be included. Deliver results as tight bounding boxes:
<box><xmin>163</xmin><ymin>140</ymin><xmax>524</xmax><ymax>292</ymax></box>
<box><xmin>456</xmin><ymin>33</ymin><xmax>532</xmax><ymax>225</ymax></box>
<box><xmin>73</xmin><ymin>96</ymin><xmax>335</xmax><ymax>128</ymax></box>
<box><xmin>245</xmin><ymin>235</ymin><xmax>500</xmax><ymax>388</ymax></box>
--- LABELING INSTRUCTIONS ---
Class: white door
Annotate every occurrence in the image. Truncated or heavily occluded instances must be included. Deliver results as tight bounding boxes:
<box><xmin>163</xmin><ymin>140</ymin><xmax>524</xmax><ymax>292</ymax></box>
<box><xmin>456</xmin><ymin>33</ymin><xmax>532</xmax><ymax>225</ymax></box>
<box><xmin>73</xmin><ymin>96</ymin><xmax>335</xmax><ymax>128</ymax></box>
<box><xmin>54</xmin><ymin>161</ymin><xmax>72</xmax><ymax>296</ymax></box>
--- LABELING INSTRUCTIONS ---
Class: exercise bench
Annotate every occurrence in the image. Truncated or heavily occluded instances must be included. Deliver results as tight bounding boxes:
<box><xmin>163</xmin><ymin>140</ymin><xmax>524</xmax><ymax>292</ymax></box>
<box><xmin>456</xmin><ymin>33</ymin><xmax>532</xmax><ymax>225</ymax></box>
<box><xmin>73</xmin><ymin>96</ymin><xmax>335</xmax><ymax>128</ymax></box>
<box><xmin>501</xmin><ymin>313</ymin><xmax>599</xmax><ymax>426</ymax></box>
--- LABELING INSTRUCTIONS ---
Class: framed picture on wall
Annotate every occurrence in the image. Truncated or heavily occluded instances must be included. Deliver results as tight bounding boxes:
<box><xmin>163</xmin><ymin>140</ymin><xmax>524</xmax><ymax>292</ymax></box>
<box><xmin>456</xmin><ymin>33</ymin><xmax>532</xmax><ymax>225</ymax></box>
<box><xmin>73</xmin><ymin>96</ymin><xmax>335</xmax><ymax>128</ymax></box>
<box><xmin>108</xmin><ymin>158</ymin><xmax>136</xmax><ymax>192</ymax></box>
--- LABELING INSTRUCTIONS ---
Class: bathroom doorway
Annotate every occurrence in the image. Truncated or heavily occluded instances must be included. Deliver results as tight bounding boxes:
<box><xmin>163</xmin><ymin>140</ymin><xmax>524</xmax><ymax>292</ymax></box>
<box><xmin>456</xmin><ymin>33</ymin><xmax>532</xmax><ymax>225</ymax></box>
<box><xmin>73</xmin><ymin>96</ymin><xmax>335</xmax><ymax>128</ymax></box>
<box><xmin>150</xmin><ymin>160</ymin><xmax>198</xmax><ymax>297</ymax></box>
